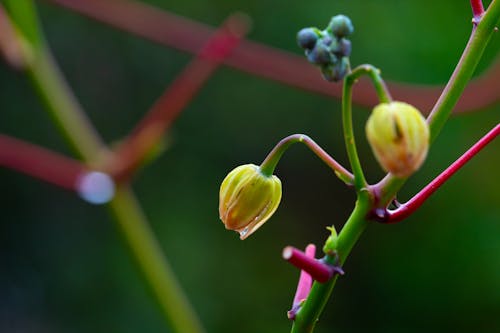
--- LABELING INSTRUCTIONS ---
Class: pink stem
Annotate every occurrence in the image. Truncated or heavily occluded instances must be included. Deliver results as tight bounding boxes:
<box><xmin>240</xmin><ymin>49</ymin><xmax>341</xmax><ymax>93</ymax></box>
<box><xmin>292</xmin><ymin>244</ymin><xmax>316</xmax><ymax>306</ymax></box>
<box><xmin>381</xmin><ymin>123</ymin><xmax>499</xmax><ymax>223</ymax></box>
<box><xmin>0</xmin><ymin>134</ymin><xmax>86</xmax><ymax>190</ymax></box>
<box><xmin>283</xmin><ymin>246</ymin><xmax>334</xmax><ymax>284</ymax></box>
<box><xmin>44</xmin><ymin>0</ymin><xmax>500</xmax><ymax>114</ymax></box>
<box><xmin>286</xmin><ymin>244</ymin><xmax>315</xmax><ymax>320</ymax></box>
<box><xmin>471</xmin><ymin>0</ymin><xmax>485</xmax><ymax>21</ymax></box>
<box><xmin>108</xmin><ymin>13</ymin><xmax>250</xmax><ymax>181</ymax></box>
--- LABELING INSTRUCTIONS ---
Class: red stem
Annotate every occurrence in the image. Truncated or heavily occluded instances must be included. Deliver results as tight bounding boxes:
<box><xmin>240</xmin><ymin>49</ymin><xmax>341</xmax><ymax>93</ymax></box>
<box><xmin>471</xmin><ymin>0</ymin><xmax>485</xmax><ymax>20</ymax></box>
<box><xmin>381</xmin><ymin>123</ymin><xmax>499</xmax><ymax>223</ymax></box>
<box><xmin>0</xmin><ymin>134</ymin><xmax>86</xmax><ymax>190</ymax></box>
<box><xmin>0</xmin><ymin>4</ymin><xmax>27</xmax><ymax>69</ymax></box>
<box><xmin>44</xmin><ymin>0</ymin><xmax>500</xmax><ymax>114</ymax></box>
<box><xmin>283</xmin><ymin>246</ymin><xmax>335</xmax><ymax>284</ymax></box>
<box><xmin>108</xmin><ymin>13</ymin><xmax>250</xmax><ymax>181</ymax></box>
<box><xmin>287</xmin><ymin>244</ymin><xmax>316</xmax><ymax>320</ymax></box>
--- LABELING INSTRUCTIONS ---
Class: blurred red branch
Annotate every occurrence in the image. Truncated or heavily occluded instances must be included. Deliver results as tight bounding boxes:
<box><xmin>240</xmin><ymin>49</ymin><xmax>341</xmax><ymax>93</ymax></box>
<box><xmin>374</xmin><ymin>122</ymin><xmax>500</xmax><ymax>223</ymax></box>
<box><xmin>0</xmin><ymin>134</ymin><xmax>86</xmax><ymax>190</ymax></box>
<box><xmin>0</xmin><ymin>4</ymin><xmax>28</xmax><ymax>69</ymax></box>
<box><xmin>44</xmin><ymin>0</ymin><xmax>499</xmax><ymax>114</ymax></box>
<box><xmin>108</xmin><ymin>13</ymin><xmax>250</xmax><ymax>182</ymax></box>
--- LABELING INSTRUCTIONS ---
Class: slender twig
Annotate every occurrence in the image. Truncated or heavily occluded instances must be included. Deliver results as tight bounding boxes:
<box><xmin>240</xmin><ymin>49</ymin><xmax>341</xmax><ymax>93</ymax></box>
<box><xmin>427</xmin><ymin>1</ymin><xmax>500</xmax><ymax>143</ymax></box>
<box><xmin>0</xmin><ymin>134</ymin><xmax>85</xmax><ymax>190</ymax></box>
<box><xmin>0</xmin><ymin>4</ymin><xmax>30</xmax><ymax>69</ymax></box>
<box><xmin>109</xmin><ymin>13</ymin><xmax>250</xmax><ymax>182</ymax></box>
<box><xmin>283</xmin><ymin>246</ymin><xmax>339</xmax><ymax>284</ymax></box>
<box><xmin>342</xmin><ymin>64</ymin><xmax>390</xmax><ymax>191</ymax></box>
<box><xmin>375</xmin><ymin>0</ymin><xmax>500</xmax><ymax>207</ymax></box>
<box><xmin>373</xmin><ymin>123</ymin><xmax>499</xmax><ymax>223</ymax></box>
<box><xmin>292</xmin><ymin>3</ymin><xmax>500</xmax><ymax>332</ymax></box>
<box><xmin>471</xmin><ymin>0</ymin><xmax>485</xmax><ymax>24</ymax></box>
<box><xmin>287</xmin><ymin>244</ymin><xmax>316</xmax><ymax>320</ymax></box>
<box><xmin>44</xmin><ymin>0</ymin><xmax>500</xmax><ymax>114</ymax></box>
<box><xmin>6</xmin><ymin>1</ymin><xmax>205</xmax><ymax>332</ymax></box>
<box><xmin>259</xmin><ymin>134</ymin><xmax>353</xmax><ymax>184</ymax></box>
<box><xmin>291</xmin><ymin>193</ymin><xmax>371</xmax><ymax>333</ymax></box>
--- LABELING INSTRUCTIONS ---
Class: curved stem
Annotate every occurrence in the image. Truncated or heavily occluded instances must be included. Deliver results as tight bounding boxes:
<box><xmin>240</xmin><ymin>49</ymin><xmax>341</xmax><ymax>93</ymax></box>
<box><xmin>259</xmin><ymin>134</ymin><xmax>353</xmax><ymax>184</ymax></box>
<box><xmin>375</xmin><ymin>0</ymin><xmax>500</xmax><ymax>207</ymax></box>
<box><xmin>342</xmin><ymin>64</ymin><xmax>391</xmax><ymax>191</ymax></box>
<box><xmin>377</xmin><ymin>123</ymin><xmax>499</xmax><ymax>223</ymax></box>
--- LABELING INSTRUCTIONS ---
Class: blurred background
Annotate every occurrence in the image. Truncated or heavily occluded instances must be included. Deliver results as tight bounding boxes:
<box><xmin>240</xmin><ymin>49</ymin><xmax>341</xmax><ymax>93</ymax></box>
<box><xmin>0</xmin><ymin>0</ymin><xmax>499</xmax><ymax>332</ymax></box>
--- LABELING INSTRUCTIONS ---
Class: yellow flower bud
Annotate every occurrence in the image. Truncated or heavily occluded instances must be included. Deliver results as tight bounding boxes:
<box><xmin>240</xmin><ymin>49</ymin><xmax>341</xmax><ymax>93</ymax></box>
<box><xmin>219</xmin><ymin>164</ymin><xmax>282</xmax><ymax>240</ymax></box>
<box><xmin>365</xmin><ymin>101</ymin><xmax>429</xmax><ymax>177</ymax></box>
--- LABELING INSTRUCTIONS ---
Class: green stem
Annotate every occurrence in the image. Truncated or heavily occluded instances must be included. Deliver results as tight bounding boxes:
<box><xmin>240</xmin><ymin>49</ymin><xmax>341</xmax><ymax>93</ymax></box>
<box><xmin>375</xmin><ymin>0</ymin><xmax>500</xmax><ymax>206</ymax></box>
<box><xmin>259</xmin><ymin>134</ymin><xmax>354</xmax><ymax>184</ymax></box>
<box><xmin>109</xmin><ymin>186</ymin><xmax>205</xmax><ymax>333</ymax></box>
<box><xmin>427</xmin><ymin>0</ymin><xmax>500</xmax><ymax>143</ymax></box>
<box><xmin>6</xmin><ymin>2</ymin><xmax>205</xmax><ymax>332</ymax></box>
<box><xmin>292</xmin><ymin>4</ymin><xmax>500</xmax><ymax>330</ymax></box>
<box><xmin>291</xmin><ymin>191</ymin><xmax>372</xmax><ymax>333</ymax></box>
<box><xmin>342</xmin><ymin>64</ymin><xmax>390</xmax><ymax>191</ymax></box>
<box><xmin>28</xmin><ymin>46</ymin><xmax>105</xmax><ymax>162</ymax></box>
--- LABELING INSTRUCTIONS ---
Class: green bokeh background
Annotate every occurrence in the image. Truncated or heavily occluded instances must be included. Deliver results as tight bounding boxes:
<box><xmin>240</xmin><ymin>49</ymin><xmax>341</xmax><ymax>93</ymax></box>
<box><xmin>1</xmin><ymin>0</ymin><xmax>499</xmax><ymax>332</ymax></box>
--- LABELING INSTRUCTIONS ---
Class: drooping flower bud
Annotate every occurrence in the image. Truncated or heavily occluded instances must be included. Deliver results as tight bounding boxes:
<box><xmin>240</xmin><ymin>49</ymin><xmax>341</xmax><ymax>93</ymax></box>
<box><xmin>219</xmin><ymin>164</ymin><xmax>282</xmax><ymax>239</ymax></box>
<box><xmin>365</xmin><ymin>101</ymin><xmax>430</xmax><ymax>177</ymax></box>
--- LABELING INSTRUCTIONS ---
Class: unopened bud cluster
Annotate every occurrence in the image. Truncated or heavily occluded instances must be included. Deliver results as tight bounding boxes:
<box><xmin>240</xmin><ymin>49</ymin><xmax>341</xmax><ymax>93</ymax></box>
<box><xmin>297</xmin><ymin>15</ymin><xmax>354</xmax><ymax>82</ymax></box>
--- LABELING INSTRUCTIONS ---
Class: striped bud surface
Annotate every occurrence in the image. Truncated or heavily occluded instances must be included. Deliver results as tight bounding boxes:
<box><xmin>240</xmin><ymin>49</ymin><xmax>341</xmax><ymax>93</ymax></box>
<box><xmin>219</xmin><ymin>164</ymin><xmax>282</xmax><ymax>239</ymax></box>
<box><xmin>366</xmin><ymin>101</ymin><xmax>430</xmax><ymax>177</ymax></box>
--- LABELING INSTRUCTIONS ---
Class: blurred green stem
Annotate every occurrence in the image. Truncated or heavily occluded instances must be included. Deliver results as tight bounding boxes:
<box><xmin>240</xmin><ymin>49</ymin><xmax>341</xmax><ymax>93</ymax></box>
<box><xmin>6</xmin><ymin>1</ymin><xmax>204</xmax><ymax>332</ymax></box>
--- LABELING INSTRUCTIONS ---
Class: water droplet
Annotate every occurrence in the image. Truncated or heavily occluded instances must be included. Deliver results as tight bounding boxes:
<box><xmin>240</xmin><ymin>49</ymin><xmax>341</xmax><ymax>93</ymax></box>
<box><xmin>77</xmin><ymin>171</ymin><xmax>115</xmax><ymax>205</ymax></box>
<box><xmin>239</xmin><ymin>227</ymin><xmax>249</xmax><ymax>238</ymax></box>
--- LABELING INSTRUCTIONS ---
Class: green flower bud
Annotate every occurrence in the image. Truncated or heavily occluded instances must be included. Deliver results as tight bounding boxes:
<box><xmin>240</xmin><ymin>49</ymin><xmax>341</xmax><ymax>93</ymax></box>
<box><xmin>219</xmin><ymin>164</ymin><xmax>282</xmax><ymax>239</ymax></box>
<box><xmin>328</xmin><ymin>15</ymin><xmax>354</xmax><ymax>38</ymax></box>
<box><xmin>297</xmin><ymin>27</ymin><xmax>319</xmax><ymax>50</ymax></box>
<box><xmin>306</xmin><ymin>40</ymin><xmax>333</xmax><ymax>65</ymax></box>
<box><xmin>365</xmin><ymin>101</ymin><xmax>430</xmax><ymax>177</ymax></box>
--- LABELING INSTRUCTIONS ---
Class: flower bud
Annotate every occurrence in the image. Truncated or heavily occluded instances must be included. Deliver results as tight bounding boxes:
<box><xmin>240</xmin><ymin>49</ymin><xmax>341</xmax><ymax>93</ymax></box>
<box><xmin>306</xmin><ymin>40</ymin><xmax>333</xmax><ymax>65</ymax></box>
<box><xmin>365</xmin><ymin>101</ymin><xmax>430</xmax><ymax>177</ymax></box>
<box><xmin>328</xmin><ymin>15</ymin><xmax>354</xmax><ymax>38</ymax></box>
<box><xmin>219</xmin><ymin>164</ymin><xmax>282</xmax><ymax>239</ymax></box>
<box><xmin>297</xmin><ymin>28</ymin><xmax>318</xmax><ymax>50</ymax></box>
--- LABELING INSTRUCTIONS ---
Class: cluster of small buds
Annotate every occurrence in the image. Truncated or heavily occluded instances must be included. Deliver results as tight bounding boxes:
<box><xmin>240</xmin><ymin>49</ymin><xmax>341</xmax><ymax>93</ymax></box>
<box><xmin>297</xmin><ymin>15</ymin><xmax>354</xmax><ymax>82</ymax></box>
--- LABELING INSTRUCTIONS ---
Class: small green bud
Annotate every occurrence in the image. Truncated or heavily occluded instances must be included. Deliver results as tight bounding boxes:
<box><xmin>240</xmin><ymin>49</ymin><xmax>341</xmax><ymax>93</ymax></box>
<box><xmin>306</xmin><ymin>40</ymin><xmax>333</xmax><ymax>65</ymax></box>
<box><xmin>297</xmin><ymin>27</ymin><xmax>318</xmax><ymax>50</ymax></box>
<box><xmin>321</xmin><ymin>56</ymin><xmax>348</xmax><ymax>82</ymax></box>
<box><xmin>328</xmin><ymin>15</ymin><xmax>354</xmax><ymax>38</ymax></box>
<box><xmin>219</xmin><ymin>164</ymin><xmax>282</xmax><ymax>239</ymax></box>
<box><xmin>366</xmin><ymin>102</ymin><xmax>430</xmax><ymax>177</ymax></box>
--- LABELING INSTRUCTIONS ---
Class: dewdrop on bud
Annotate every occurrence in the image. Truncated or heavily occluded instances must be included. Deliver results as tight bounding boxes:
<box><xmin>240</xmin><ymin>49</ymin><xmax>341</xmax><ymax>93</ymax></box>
<box><xmin>219</xmin><ymin>164</ymin><xmax>282</xmax><ymax>240</ymax></box>
<box><xmin>366</xmin><ymin>101</ymin><xmax>430</xmax><ymax>177</ymax></box>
